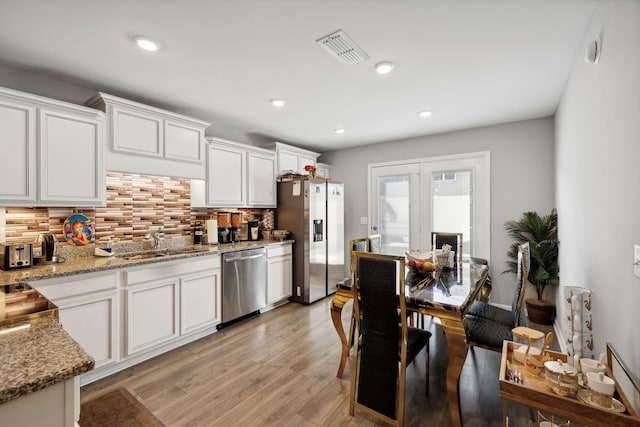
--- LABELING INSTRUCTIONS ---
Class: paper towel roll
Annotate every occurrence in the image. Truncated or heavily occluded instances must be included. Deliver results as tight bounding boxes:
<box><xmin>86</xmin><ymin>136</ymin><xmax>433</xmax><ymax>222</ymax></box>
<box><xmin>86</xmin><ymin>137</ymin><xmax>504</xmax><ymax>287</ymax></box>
<box><xmin>206</xmin><ymin>219</ymin><xmax>218</xmax><ymax>244</ymax></box>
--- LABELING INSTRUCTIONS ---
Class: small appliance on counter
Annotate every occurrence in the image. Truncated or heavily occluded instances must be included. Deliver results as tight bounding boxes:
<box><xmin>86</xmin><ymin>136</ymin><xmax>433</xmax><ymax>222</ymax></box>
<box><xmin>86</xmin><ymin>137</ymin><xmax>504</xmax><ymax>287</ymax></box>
<box><xmin>0</xmin><ymin>243</ymin><xmax>33</xmax><ymax>270</ymax></box>
<box><xmin>33</xmin><ymin>233</ymin><xmax>57</xmax><ymax>264</ymax></box>
<box><xmin>229</xmin><ymin>212</ymin><xmax>243</xmax><ymax>242</ymax></box>
<box><xmin>194</xmin><ymin>221</ymin><xmax>204</xmax><ymax>245</ymax></box>
<box><xmin>237</xmin><ymin>222</ymin><xmax>249</xmax><ymax>241</ymax></box>
<box><xmin>217</xmin><ymin>212</ymin><xmax>231</xmax><ymax>243</ymax></box>
<box><xmin>248</xmin><ymin>221</ymin><xmax>260</xmax><ymax>241</ymax></box>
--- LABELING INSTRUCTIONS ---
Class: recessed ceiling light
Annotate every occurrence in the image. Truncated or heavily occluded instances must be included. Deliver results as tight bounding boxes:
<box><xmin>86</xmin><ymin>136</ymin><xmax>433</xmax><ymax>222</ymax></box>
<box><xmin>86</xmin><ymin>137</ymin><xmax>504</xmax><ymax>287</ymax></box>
<box><xmin>375</xmin><ymin>61</ymin><xmax>395</xmax><ymax>74</ymax></box>
<box><xmin>334</xmin><ymin>128</ymin><xmax>345</xmax><ymax>134</ymax></box>
<box><xmin>271</xmin><ymin>99</ymin><xmax>286</xmax><ymax>108</ymax></box>
<box><xmin>419</xmin><ymin>110</ymin><xmax>433</xmax><ymax>118</ymax></box>
<box><xmin>133</xmin><ymin>36</ymin><xmax>160</xmax><ymax>52</ymax></box>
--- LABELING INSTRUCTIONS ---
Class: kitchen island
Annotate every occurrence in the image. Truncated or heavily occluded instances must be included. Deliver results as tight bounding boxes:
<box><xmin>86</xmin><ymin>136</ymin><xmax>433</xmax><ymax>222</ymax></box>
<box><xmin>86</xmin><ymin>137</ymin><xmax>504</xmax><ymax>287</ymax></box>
<box><xmin>0</xmin><ymin>316</ymin><xmax>94</xmax><ymax>426</ymax></box>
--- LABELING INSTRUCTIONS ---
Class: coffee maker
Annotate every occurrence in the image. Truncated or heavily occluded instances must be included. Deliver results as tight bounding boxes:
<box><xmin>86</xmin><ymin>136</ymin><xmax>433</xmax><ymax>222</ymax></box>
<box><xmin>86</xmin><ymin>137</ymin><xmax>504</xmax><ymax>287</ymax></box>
<box><xmin>34</xmin><ymin>233</ymin><xmax>56</xmax><ymax>264</ymax></box>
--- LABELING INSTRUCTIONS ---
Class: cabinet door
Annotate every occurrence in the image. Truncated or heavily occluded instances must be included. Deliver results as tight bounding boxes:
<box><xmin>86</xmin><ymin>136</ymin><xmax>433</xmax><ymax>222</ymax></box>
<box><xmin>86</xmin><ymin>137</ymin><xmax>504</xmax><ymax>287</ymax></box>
<box><xmin>207</xmin><ymin>143</ymin><xmax>246</xmax><ymax>206</ymax></box>
<box><xmin>0</xmin><ymin>98</ymin><xmax>36</xmax><ymax>203</ymax></box>
<box><xmin>38</xmin><ymin>108</ymin><xmax>105</xmax><ymax>205</ymax></box>
<box><xmin>316</xmin><ymin>163</ymin><xmax>330</xmax><ymax>179</ymax></box>
<box><xmin>298</xmin><ymin>154</ymin><xmax>317</xmax><ymax>175</ymax></box>
<box><xmin>112</xmin><ymin>106</ymin><xmax>163</xmax><ymax>157</ymax></box>
<box><xmin>58</xmin><ymin>291</ymin><xmax>119</xmax><ymax>369</ymax></box>
<box><xmin>126</xmin><ymin>280</ymin><xmax>179</xmax><ymax>356</ymax></box>
<box><xmin>247</xmin><ymin>151</ymin><xmax>276</xmax><ymax>207</ymax></box>
<box><xmin>180</xmin><ymin>269</ymin><xmax>221</xmax><ymax>334</ymax></box>
<box><xmin>267</xmin><ymin>256</ymin><xmax>292</xmax><ymax>304</ymax></box>
<box><xmin>277</xmin><ymin>150</ymin><xmax>299</xmax><ymax>175</ymax></box>
<box><xmin>165</xmin><ymin>120</ymin><xmax>204</xmax><ymax>163</ymax></box>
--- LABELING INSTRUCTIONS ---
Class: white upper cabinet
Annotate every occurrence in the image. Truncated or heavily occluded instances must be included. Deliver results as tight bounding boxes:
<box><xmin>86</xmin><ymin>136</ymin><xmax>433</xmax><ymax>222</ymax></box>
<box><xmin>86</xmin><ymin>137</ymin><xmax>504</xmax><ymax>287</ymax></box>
<box><xmin>269</xmin><ymin>142</ymin><xmax>320</xmax><ymax>176</ymax></box>
<box><xmin>87</xmin><ymin>93</ymin><xmax>210</xmax><ymax>179</ymax></box>
<box><xmin>316</xmin><ymin>162</ymin><xmax>331</xmax><ymax>179</ymax></box>
<box><xmin>0</xmin><ymin>96</ymin><xmax>36</xmax><ymax>203</ymax></box>
<box><xmin>247</xmin><ymin>150</ymin><xmax>276</xmax><ymax>207</ymax></box>
<box><xmin>38</xmin><ymin>108</ymin><xmax>104</xmax><ymax>205</ymax></box>
<box><xmin>207</xmin><ymin>139</ymin><xmax>247</xmax><ymax>207</ymax></box>
<box><xmin>0</xmin><ymin>86</ymin><xmax>105</xmax><ymax>207</ymax></box>
<box><xmin>192</xmin><ymin>138</ymin><xmax>276</xmax><ymax>208</ymax></box>
<box><xmin>111</xmin><ymin>106</ymin><xmax>163</xmax><ymax>157</ymax></box>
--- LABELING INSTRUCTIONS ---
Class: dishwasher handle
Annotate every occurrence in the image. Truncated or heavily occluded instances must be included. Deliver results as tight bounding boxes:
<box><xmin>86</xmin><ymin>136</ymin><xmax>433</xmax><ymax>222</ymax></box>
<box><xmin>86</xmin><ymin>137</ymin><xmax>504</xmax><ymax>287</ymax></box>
<box><xmin>224</xmin><ymin>253</ymin><xmax>265</xmax><ymax>262</ymax></box>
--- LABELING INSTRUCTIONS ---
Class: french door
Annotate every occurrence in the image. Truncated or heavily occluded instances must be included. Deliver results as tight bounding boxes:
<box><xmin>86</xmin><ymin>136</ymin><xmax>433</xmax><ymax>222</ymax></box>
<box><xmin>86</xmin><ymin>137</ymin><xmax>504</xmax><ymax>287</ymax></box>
<box><xmin>369</xmin><ymin>152</ymin><xmax>490</xmax><ymax>259</ymax></box>
<box><xmin>369</xmin><ymin>162</ymin><xmax>420</xmax><ymax>255</ymax></box>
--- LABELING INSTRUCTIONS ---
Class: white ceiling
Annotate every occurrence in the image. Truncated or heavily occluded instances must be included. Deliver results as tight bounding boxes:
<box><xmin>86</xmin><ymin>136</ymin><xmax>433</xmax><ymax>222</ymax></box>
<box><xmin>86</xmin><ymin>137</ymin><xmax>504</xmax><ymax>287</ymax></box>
<box><xmin>0</xmin><ymin>0</ymin><xmax>596</xmax><ymax>153</ymax></box>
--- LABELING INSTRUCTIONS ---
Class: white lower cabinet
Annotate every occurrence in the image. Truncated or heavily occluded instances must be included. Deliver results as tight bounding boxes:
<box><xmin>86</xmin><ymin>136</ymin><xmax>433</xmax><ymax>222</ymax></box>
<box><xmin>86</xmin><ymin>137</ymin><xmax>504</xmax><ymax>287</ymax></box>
<box><xmin>126</xmin><ymin>278</ymin><xmax>179</xmax><ymax>356</ymax></box>
<box><xmin>123</xmin><ymin>256</ymin><xmax>221</xmax><ymax>357</ymax></box>
<box><xmin>31</xmin><ymin>272</ymin><xmax>120</xmax><ymax>371</ymax></box>
<box><xmin>266</xmin><ymin>244</ymin><xmax>293</xmax><ymax>305</ymax></box>
<box><xmin>181</xmin><ymin>269</ymin><xmax>221</xmax><ymax>334</ymax></box>
<box><xmin>58</xmin><ymin>291</ymin><xmax>119</xmax><ymax>368</ymax></box>
<box><xmin>32</xmin><ymin>255</ymin><xmax>221</xmax><ymax>386</ymax></box>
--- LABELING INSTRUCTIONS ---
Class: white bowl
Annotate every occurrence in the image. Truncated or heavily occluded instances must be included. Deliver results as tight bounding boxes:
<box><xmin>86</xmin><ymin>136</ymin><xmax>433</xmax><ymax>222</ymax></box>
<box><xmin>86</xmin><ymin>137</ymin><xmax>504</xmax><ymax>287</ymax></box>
<box><xmin>580</xmin><ymin>358</ymin><xmax>606</xmax><ymax>374</ymax></box>
<box><xmin>586</xmin><ymin>372</ymin><xmax>615</xmax><ymax>395</ymax></box>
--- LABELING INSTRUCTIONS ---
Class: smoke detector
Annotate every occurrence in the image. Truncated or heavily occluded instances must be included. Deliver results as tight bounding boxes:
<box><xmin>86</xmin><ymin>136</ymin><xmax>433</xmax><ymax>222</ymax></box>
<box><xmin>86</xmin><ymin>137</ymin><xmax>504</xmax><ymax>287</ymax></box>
<box><xmin>316</xmin><ymin>30</ymin><xmax>369</xmax><ymax>65</ymax></box>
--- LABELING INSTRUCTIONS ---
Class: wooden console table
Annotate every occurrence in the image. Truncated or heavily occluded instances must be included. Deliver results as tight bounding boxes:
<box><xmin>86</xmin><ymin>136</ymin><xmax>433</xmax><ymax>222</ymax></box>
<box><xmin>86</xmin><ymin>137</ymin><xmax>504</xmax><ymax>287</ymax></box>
<box><xmin>499</xmin><ymin>341</ymin><xmax>640</xmax><ymax>426</ymax></box>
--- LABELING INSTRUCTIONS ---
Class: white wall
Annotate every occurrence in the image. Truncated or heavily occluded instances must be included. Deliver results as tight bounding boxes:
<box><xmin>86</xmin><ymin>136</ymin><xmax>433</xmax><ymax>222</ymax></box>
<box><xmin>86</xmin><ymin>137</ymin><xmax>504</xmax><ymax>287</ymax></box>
<box><xmin>555</xmin><ymin>0</ymin><xmax>640</xmax><ymax>371</ymax></box>
<box><xmin>320</xmin><ymin>117</ymin><xmax>555</xmax><ymax>305</ymax></box>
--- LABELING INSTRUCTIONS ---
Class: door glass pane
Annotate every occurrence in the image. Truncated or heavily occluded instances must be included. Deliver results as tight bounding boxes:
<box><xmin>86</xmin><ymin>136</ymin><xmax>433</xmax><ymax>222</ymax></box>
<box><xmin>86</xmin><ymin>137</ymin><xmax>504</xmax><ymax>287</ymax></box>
<box><xmin>432</xmin><ymin>170</ymin><xmax>471</xmax><ymax>256</ymax></box>
<box><xmin>379</xmin><ymin>175</ymin><xmax>410</xmax><ymax>255</ymax></box>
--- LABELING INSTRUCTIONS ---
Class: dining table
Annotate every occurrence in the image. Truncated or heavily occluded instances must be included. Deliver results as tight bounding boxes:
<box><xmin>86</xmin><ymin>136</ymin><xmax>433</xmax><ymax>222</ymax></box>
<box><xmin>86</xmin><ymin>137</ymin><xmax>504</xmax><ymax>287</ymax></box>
<box><xmin>330</xmin><ymin>257</ymin><xmax>490</xmax><ymax>427</ymax></box>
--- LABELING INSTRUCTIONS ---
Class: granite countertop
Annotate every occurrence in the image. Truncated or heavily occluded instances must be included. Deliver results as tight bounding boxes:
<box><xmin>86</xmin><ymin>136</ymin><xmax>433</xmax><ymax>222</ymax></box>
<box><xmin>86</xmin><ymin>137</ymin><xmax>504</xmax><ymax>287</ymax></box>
<box><xmin>0</xmin><ymin>316</ymin><xmax>94</xmax><ymax>404</ymax></box>
<box><xmin>0</xmin><ymin>239</ymin><xmax>292</xmax><ymax>405</ymax></box>
<box><xmin>0</xmin><ymin>239</ymin><xmax>293</xmax><ymax>284</ymax></box>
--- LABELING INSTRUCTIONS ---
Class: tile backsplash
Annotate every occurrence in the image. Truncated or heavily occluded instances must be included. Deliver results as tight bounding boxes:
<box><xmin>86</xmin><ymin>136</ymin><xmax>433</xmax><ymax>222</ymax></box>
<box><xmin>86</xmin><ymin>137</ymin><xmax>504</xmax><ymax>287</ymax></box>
<box><xmin>0</xmin><ymin>172</ymin><xmax>264</xmax><ymax>245</ymax></box>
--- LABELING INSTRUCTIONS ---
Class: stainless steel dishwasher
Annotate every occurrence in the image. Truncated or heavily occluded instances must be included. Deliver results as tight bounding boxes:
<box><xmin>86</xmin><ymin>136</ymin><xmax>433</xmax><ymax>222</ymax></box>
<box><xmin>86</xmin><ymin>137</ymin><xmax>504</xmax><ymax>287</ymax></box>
<box><xmin>220</xmin><ymin>247</ymin><xmax>266</xmax><ymax>326</ymax></box>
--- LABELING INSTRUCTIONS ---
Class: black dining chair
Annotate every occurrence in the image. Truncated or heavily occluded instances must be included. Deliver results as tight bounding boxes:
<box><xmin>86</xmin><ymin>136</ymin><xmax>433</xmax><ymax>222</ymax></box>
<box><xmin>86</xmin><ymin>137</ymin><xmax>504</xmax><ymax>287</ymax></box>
<box><xmin>368</xmin><ymin>233</ymin><xmax>382</xmax><ymax>253</ymax></box>
<box><xmin>431</xmin><ymin>231</ymin><xmax>463</xmax><ymax>267</ymax></box>
<box><xmin>349</xmin><ymin>251</ymin><xmax>431</xmax><ymax>426</ymax></box>
<box><xmin>464</xmin><ymin>242</ymin><xmax>530</xmax><ymax>352</ymax></box>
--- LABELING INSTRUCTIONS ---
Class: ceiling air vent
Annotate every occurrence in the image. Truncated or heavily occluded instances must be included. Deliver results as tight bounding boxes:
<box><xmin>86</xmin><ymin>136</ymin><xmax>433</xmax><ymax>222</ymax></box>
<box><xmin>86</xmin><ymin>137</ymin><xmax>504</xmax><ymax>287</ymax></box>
<box><xmin>316</xmin><ymin>30</ymin><xmax>369</xmax><ymax>65</ymax></box>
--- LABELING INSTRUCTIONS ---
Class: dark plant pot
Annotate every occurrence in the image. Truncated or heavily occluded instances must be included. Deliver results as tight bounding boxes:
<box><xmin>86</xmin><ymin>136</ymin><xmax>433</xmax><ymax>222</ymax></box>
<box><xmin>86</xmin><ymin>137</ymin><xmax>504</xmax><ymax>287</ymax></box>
<box><xmin>525</xmin><ymin>299</ymin><xmax>555</xmax><ymax>325</ymax></box>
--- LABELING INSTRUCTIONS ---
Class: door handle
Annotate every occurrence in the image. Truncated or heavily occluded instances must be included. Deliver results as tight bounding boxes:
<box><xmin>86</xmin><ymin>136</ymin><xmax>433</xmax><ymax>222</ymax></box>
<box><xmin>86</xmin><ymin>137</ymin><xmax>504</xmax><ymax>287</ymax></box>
<box><xmin>224</xmin><ymin>253</ymin><xmax>265</xmax><ymax>262</ymax></box>
<box><xmin>372</xmin><ymin>226</ymin><xmax>378</xmax><ymax>231</ymax></box>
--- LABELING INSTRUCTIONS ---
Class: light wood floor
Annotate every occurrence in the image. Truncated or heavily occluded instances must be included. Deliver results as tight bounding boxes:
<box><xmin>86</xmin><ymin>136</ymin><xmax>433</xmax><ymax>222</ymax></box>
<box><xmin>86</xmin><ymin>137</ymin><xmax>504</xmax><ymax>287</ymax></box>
<box><xmin>81</xmin><ymin>298</ymin><xmax>563</xmax><ymax>426</ymax></box>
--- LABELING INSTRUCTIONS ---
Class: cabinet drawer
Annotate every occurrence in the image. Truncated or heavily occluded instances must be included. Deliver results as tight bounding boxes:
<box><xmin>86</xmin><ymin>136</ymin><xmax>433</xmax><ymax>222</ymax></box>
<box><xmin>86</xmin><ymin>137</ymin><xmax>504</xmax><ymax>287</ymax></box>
<box><xmin>267</xmin><ymin>244</ymin><xmax>292</xmax><ymax>258</ymax></box>
<box><xmin>124</xmin><ymin>256</ymin><xmax>219</xmax><ymax>286</ymax></box>
<box><xmin>32</xmin><ymin>271</ymin><xmax>118</xmax><ymax>301</ymax></box>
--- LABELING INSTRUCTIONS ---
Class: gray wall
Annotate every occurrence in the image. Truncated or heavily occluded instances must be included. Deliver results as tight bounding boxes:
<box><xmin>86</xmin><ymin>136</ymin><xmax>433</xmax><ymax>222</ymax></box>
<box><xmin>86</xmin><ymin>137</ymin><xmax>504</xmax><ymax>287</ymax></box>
<box><xmin>320</xmin><ymin>117</ymin><xmax>555</xmax><ymax>306</ymax></box>
<box><xmin>555</xmin><ymin>0</ymin><xmax>640</xmax><ymax>371</ymax></box>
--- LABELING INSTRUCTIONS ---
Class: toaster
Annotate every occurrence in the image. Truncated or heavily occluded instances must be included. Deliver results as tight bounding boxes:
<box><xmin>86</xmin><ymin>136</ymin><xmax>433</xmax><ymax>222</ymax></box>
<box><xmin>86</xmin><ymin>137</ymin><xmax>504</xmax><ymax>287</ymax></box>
<box><xmin>0</xmin><ymin>243</ymin><xmax>33</xmax><ymax>270</ymax></box>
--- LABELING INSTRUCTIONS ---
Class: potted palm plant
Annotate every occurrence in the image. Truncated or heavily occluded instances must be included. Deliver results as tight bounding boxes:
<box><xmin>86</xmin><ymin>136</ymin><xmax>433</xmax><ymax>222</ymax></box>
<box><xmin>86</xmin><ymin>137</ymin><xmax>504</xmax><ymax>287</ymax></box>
<box><xmin>504</xmin><ymin>208</ymin><xmax>559</xmax><ymax>325</ymax></box>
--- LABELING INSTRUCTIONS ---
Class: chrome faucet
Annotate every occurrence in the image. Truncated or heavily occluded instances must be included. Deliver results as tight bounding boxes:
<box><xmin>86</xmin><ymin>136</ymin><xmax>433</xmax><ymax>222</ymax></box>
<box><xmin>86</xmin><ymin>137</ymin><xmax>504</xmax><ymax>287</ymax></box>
<box><xmin>145</xmin><ymin>228</ymin><xmax>162</xmax><ymax>249</ymax></box>
<box><xmin>152</xmin><ymin>229</ymin><xmax>161</xmax><ymax>249</ymax></box>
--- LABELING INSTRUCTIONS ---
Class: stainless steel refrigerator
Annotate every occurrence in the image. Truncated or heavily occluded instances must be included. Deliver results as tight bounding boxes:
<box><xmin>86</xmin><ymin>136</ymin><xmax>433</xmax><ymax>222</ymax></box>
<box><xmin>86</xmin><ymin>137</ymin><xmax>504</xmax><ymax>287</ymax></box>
<box><xmin>277</xmin><ymin>178</ymin><xmax>344</xmax><ymax>303</ymax></box>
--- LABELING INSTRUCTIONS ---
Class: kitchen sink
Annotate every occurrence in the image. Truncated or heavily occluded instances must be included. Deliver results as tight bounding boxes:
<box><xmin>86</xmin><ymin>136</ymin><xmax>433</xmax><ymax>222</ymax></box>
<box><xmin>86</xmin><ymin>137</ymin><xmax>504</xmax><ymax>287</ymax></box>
<box><xmin>117</xmin><ymin>251</ymin><xmax>167</xmax><ymax>260</ymax></box>
<box><xmin>116</xmin><ymin>248</ymin><xmax>210</xmax><ymax>260</ymax></box>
